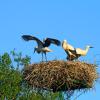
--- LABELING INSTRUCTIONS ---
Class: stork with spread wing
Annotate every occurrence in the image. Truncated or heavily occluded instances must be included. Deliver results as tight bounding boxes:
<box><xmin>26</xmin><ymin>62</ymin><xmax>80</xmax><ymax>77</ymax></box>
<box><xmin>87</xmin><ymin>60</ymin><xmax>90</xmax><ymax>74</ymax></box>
<box><xmin>22</xmin><ymin>35</ymin><xmax>61</xmax><ymax>62</ymax></box>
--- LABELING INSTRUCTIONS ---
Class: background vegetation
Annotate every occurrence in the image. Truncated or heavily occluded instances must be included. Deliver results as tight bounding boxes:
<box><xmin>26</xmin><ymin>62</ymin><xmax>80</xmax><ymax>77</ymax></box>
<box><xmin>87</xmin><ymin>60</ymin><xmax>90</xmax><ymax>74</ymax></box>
<box><xmin>0</xmin><ymin>50</ymin><xmax>65</xmax><ymax>100</ymax></box>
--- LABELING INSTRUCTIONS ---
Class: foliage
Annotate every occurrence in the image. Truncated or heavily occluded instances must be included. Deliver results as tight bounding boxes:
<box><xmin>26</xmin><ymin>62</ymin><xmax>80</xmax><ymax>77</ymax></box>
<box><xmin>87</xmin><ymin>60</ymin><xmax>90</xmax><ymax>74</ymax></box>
<box><xmin>0</xmin><ymin>52</ymin><xmax>22</xmax><ymax>99</ymax></box>
<box><xmin>0</xmin><ymin>50</ymin><xmax>65</xmax><ymax>100</ymax></box>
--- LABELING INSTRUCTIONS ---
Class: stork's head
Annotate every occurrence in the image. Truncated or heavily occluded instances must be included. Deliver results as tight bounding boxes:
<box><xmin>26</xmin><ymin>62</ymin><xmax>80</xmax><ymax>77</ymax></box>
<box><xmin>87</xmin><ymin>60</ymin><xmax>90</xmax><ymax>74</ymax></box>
<box><xmin>62</xmin><ymin>40</ymin><xmax>67</xmax><ymax>48</ymax></box>
<box><xmin>63</xmin><ymin>40</ymin><xmax>67</xmax><ymax>43</ymax></box>
<box><xmin>34</xmin><ymin>46</ymin><xmax>41</xmax><ymax>53</ymax></box>
<box><xmin>34</xmin><ymin>46</ymin><xmax>38</xmax><ymax>53</ymax></box>
<box><xmin>86</xmin><ymin>45</ymin><xmax>94</xmax><ymax>49</ymax></box>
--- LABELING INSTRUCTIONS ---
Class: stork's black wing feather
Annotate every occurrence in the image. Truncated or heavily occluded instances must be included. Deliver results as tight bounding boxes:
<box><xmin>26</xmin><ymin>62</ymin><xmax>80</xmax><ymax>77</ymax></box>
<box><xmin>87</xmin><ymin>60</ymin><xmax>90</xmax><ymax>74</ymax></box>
<box><xmin>22</xmin><ymin>35</ymin><xmax>35</xmax><ymax>41</ymax></box>
<box><xmin>22</xmin><ymin>35</ymin><xmax>43</xmax><ymax>47</ymax></box>
<box><xmin>44</xmin><ymin>38</ymin><xmax>61</xmax><ymax>47</ymax></box>
<box><xmin>68</xmin><ymin>49</ymin><xmax>78</xmax><ymax>56</ymax></box>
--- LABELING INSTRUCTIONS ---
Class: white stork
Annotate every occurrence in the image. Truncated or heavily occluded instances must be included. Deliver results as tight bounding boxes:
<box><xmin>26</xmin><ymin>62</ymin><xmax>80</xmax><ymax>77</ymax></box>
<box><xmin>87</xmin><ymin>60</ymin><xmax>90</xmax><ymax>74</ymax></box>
<box><xmin>71</xmin><ymin>45</ymin><xmax>93</xmax><ymax>60</ymax></box>
<box><xmin>62</xmin><ymin>40</ymin><xmax>76</xmax><ymax>61</ymax></box>
<box><xmin>22</xmin><ymin>35</ymin><xmax>61</xmax><ymax>62</ymax></box>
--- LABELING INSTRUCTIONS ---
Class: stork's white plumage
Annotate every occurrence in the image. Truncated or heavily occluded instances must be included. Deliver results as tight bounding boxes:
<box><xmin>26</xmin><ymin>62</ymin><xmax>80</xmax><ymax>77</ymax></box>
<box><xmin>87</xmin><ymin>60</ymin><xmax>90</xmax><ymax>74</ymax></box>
<box><xmin>22</xmin><ymin>35</ymin><xmax>61</xmax><ymax>62</ymax></box>
<box><xmin>68</xmin><ymin>45</ymin><xmax>93</xmax><ymax>60</ymax></box>
<box><xmin>75</xmin><ymin>45</ymin><xmax>93</xmax><ymax>56</ymax></box>
<box><xmin>34</xmin><ymin>46</ymin><xmax>53</xmax><ymax>61</ymax></box>
<box><xmin>62</xmin><ymin>40</ymin><xmax>74</xmax><ymax>50</ymax></box>
<box><xmin>62</xmin><ymin>40</ymin><xmax>76</xmax><ymax>60</ymax></box>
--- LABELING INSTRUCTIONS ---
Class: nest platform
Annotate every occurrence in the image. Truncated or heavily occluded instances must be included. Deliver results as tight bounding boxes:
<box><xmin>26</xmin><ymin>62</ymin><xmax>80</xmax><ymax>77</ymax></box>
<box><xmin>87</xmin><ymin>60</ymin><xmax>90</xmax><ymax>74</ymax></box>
<box><xmin>23</xmin><ymin>60</ymin><xmax>97</xmax><ymax>92</ymax></box>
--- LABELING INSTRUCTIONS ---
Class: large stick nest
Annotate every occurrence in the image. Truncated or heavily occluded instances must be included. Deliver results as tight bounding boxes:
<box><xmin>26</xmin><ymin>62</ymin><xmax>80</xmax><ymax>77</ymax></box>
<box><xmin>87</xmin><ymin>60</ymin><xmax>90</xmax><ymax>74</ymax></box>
<box><xmin>23</xmin><ymin>60</ymin><xmax>98</xmax><ymax>92</ymax></box>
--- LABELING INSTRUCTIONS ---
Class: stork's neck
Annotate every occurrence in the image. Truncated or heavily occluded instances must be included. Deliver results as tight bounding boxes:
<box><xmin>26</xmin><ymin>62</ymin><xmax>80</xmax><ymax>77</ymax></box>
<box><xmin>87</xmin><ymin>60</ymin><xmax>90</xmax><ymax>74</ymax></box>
<box><xmin>62</xmin><ymin>41</ymin><xmax>67</xmax><ymax>49</ymax></box>
<box><xmin>85</xmin><ymin>47</ymin><xmax>90</xmax><ymax>53</ymax></box>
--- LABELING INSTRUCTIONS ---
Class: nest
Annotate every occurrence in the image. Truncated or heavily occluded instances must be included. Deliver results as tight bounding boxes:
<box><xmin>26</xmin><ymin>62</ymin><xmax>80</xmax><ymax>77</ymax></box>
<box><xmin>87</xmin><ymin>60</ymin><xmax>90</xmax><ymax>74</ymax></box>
<box><xmin>23</xmin><ymin>60</ymin><xmax>98</xmax><ymax>92</ymax></box>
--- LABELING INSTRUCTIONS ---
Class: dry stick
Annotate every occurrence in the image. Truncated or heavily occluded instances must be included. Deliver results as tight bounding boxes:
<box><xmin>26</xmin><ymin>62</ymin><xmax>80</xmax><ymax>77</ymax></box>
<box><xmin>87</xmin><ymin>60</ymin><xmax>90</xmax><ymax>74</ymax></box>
<box><xmin>24</xmin><ymin>61</ymin><xmax>97</xmax><ymax>95</ymax></box>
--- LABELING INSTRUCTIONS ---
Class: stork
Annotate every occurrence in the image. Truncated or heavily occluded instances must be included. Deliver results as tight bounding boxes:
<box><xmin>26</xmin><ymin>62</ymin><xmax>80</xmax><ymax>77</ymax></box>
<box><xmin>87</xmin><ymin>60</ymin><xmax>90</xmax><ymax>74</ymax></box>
<box><xmin>62</xmin><ymin>40</ymin><xmax>76</xmax><ymax>61</ymax></box>
<box><xmin>70</xmin><ymin>45</ymin><xmax>93</xmax><ymax>60</ymax></box>
<box><xmin>22</xmin><ymin>35</ymin><xmax>61</xmax><ymax>62</ymax></box>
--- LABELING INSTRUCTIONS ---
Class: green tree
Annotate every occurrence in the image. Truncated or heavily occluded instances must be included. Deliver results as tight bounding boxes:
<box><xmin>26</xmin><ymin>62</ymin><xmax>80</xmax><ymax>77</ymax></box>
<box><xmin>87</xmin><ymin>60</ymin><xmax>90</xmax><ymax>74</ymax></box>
<box><xmin>0</xmin><ymin>50</ymin><xmax>65</xmax><ymax>100</ymax></box>
<box><xmin>0</xmin><ymin>52</ymin><xmax>22</xmax><ymax>99</ymax></box>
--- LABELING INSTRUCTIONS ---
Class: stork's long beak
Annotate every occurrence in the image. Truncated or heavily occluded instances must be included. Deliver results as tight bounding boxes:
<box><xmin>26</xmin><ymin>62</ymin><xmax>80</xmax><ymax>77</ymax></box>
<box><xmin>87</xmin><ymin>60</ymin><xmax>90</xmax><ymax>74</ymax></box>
<box><xmin>90</xmin><ymin>46</ymin><xmax>94</xmax><ymax>48</ymax></box>
<box><xmin>34</xmin><ymin>49</ymin><xmax>36</xmax><ymax>53</ymax></box>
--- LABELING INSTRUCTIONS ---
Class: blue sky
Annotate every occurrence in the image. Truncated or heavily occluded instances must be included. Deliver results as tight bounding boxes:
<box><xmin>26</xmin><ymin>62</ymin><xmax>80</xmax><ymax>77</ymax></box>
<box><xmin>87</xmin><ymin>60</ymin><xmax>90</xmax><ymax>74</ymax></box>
<box><xmin>0</xmin><ymin>0</ymin><xmax>100</xmax><ymax>99</ymax></box>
